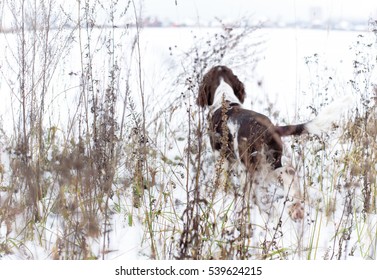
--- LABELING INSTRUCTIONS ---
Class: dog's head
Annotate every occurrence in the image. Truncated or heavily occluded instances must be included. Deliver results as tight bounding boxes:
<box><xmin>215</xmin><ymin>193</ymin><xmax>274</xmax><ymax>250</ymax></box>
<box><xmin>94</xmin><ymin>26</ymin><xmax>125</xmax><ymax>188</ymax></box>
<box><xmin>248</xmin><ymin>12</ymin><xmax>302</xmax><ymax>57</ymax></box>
<box><xmin>197</xmin><ymin>65</ymin><xmax>246</xmax><ymax>107</ymax></box>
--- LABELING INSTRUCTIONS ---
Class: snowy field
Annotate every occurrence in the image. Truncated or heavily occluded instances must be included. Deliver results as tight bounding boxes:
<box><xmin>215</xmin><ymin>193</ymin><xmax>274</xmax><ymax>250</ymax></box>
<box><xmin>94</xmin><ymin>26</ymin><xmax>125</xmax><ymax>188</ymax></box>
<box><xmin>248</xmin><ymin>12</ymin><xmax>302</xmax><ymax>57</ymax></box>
<box><xmin>0</xmin><ymin>24</ymin><xmax>377</xmax><ymax>260</ymax></box>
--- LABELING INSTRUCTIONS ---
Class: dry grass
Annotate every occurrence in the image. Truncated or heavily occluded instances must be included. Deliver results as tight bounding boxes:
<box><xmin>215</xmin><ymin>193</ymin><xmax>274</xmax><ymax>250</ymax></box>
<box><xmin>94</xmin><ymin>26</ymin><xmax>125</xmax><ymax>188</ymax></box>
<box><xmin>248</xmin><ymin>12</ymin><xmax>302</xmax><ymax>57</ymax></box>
<box><xmin>0</xmin><ymin>1</ymin><xmax>377</xmax><ymax>260</ymax></box>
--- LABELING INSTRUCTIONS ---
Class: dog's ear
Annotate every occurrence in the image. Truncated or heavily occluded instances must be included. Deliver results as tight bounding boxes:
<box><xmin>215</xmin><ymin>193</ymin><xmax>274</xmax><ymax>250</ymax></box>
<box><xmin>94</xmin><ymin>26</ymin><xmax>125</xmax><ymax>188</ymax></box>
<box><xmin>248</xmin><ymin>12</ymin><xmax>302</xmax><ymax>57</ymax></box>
<box><xmin>225</xmin><ymin>67</ymin><xmax>245</xmax><ymax>104</ymax></box>
<box><xmin>197</xmin><ymin>81</ymin><xmax>212</xmax><ymax>107</ymax></box>
<box><xmin>234</xmin><ymin>78</ymin><xmax>246</xmax><ymax>104</ymax></box>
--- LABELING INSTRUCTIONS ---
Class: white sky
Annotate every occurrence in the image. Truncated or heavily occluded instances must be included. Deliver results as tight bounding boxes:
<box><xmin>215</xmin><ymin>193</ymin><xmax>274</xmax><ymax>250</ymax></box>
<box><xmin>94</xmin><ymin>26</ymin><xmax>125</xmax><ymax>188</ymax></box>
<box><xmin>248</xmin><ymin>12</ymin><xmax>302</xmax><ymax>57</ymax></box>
<box><xmin>1</xmin><ymin>0</ymin><xmax>377</xmax><ymax>29</ymax></box>
<box><xmin>142</xmin><ymin>0</ymin><xmax>377</xmax><ymax>23</ymax></box>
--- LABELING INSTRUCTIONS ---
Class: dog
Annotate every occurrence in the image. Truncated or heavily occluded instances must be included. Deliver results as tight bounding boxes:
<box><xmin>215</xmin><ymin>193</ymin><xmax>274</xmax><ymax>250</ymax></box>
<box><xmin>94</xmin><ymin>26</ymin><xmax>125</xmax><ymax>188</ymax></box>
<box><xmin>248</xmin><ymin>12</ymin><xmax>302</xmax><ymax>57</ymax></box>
<box><xmin>197</xmin><ymin>65</ymin><xmax>353</xmax><ymax>220</ymax></box>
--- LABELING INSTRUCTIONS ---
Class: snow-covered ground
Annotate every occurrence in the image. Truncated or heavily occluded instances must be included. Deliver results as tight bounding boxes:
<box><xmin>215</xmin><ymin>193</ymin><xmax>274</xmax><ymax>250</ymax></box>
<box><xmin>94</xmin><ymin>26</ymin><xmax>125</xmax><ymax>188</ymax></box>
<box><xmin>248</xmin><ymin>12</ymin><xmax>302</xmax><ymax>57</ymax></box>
<box><xmin>0</xmin><ymin>26</ymin><xmax>376</xmax><ymax>260</ymax></box>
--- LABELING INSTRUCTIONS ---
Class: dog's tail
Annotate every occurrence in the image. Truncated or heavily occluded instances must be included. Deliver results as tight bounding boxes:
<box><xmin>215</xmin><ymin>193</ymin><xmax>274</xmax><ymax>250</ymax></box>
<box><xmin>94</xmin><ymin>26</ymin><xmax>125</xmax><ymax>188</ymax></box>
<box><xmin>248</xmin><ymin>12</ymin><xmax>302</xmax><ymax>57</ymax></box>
<box><xmin>276</xmin><ymin>95</ymin><xmax>355</xmax><ymax>137</ymax></box>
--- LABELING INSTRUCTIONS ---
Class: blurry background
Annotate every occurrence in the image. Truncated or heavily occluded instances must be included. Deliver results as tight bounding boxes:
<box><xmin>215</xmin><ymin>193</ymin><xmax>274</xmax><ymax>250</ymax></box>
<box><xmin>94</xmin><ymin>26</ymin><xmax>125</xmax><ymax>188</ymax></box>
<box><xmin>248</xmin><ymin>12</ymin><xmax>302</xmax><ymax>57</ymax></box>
<box><xmin>0</xmin><ymin>0</ymin><xmax>376</xmax><ymax>260</ymax></box>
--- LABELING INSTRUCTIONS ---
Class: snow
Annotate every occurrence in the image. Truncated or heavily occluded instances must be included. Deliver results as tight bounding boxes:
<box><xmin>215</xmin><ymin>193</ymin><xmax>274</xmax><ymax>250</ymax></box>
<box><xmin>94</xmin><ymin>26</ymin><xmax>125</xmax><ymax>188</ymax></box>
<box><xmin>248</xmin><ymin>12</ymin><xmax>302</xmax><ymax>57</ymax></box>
<box><xmin>0</xmin><ymin>26</ymin><xmax>376</xmax><ymax>260</ymax></box>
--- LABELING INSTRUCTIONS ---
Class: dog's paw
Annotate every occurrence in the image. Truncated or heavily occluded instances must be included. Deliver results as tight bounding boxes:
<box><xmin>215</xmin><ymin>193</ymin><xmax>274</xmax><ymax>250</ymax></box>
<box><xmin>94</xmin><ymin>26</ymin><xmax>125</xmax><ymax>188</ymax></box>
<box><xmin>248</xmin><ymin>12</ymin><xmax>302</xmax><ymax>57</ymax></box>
<box><xmin>288</xmin><ymin>201</ymin><xmax>304</xmax><ymax>221</ymax></box>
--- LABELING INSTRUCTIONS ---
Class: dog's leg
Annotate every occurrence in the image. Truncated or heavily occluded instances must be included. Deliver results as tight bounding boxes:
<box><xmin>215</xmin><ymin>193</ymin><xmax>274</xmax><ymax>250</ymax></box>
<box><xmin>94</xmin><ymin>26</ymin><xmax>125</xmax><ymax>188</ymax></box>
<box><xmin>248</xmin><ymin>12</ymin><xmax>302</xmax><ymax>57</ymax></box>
<box><xmin>273</xmin><ymin>166</ymin><xmax>304</xmax><ymax>221</ymax></box>
<box><xmin>247</xmin><ymin>162</ymin><xmax>282</xmax><ymax>220</ymax></box>
<box><xmin>252</xmin><ymin>171</ymin><xmax>276</xmax><ymax>219</ymax></box>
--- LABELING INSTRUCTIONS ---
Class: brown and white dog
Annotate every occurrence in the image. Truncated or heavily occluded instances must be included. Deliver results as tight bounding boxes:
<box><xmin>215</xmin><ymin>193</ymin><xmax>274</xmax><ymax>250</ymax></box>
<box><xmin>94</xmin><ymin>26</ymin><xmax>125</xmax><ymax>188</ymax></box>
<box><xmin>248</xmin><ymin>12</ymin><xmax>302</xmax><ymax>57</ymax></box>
<box><xmin>197</xmin><ymin>65</ymin><xmax>353</xmax><ymax>220</ymax></box>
